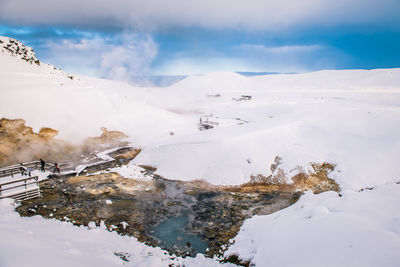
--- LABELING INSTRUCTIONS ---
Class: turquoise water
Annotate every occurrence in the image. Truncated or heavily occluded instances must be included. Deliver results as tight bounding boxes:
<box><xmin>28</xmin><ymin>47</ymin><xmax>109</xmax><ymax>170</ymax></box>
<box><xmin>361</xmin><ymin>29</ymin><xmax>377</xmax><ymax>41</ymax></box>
<box><xmin>151</xmin><ymin>214</ymin><xmax>208</xmax><ymax>255</ymax></box>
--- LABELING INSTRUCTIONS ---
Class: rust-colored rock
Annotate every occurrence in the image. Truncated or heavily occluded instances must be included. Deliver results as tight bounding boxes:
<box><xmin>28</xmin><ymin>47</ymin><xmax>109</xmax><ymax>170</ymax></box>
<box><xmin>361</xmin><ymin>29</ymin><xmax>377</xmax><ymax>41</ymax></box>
<box><xmin>0</xmin><ymin>118</ymin><xmax>133</xmax><ymax>167</ymax></box>
<box><xmin>0</xmin><ymin>118</ymin><xmax>73</xmax><ymax>166</ymax></box>
<box><xmin>84</xmin><ymin>127</ymin><xmax>128</xmax><ymax>149</ymax></box>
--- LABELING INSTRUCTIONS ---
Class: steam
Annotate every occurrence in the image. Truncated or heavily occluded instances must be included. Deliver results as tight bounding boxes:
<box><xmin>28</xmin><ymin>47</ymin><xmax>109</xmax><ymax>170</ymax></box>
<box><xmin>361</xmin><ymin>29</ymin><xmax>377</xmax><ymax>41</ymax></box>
<box><xmin>38</xmin><ymin>32</ymin><xmax>158</xmax><ymax>84</ymax></box>
<box><xmin>0</xmin><ymin>118</ymin><xmax>129</xmax><ymax>167</ymax></box>
<box><xmin>99</xmin><ymin>33</ymin><xmax>158</xmax><ymax>83</ymax></box>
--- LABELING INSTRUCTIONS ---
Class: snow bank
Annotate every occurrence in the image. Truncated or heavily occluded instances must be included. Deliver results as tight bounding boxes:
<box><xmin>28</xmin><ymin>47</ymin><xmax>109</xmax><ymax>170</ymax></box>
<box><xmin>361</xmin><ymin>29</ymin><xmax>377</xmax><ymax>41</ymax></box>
<box><xmin>0</xmin><ymin>199</ymin><xmax>230</xmax><ymax>267</ymax></box>
<box><xmin>226</xmin><ymin>182</ymin><xmax>400</xmax><ymax>266</ymax></box>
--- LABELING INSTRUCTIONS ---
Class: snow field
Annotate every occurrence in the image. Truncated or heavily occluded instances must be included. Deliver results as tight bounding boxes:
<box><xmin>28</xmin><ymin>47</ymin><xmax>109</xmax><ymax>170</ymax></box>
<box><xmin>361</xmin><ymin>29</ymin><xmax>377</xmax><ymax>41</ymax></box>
<box><xmin>1</xmin><ymin>38</ymin><xmax>400</xmax><ymax>266</ymax></box>
<box><xmin>226</xmin><ymin>182</ymin><xmax>400</xmax><ymax>267</ymax></box>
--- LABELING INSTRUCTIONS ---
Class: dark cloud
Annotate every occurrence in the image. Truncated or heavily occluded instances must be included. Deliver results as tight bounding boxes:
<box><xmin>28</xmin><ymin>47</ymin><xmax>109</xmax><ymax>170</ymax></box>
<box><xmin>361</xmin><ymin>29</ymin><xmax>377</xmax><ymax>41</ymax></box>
<box><xmin>1</xmin><ymin>0</ymin><xmax>399</xmax><ymax>32</ymax></box>
<box><xmin>1</xmin><ymin>0</ymin><xmax>399</xmax><ymax>78</ymax></box>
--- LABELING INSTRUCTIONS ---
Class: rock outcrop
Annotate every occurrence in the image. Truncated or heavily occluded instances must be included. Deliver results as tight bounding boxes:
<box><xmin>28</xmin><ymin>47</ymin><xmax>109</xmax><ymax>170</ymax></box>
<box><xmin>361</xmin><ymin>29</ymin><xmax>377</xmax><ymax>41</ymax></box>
<box><xmin>0</xmin><ymin>118</ymin><xmax>74</xmax><ymax>166</ymax></box>
<box><xmin>0</xmin><ymin>118</ymin><xmax>130</xmax><ymax>167</ymax></box>
<box><xmin>0</xmin><ymin>36</ymin><xmax>40</xmax><ymax>65</ymax></box>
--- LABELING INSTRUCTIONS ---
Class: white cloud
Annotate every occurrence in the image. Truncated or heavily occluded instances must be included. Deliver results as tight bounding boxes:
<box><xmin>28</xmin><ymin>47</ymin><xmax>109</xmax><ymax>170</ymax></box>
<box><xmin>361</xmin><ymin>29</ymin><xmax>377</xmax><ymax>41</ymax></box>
<box><xmin>99</xmin><ymin>34</ymin><xmax>157</xmax><ymax>81</ymax></box>
<box><xmin>39</xmin><ymin>33</ymin><xmax>157</xmax><ymax>82</ymax></box>
<box><xmin>0</xmin><ymin>0</ymin><xmax>399</xmax><ymax>31</ymax></box>
<box><xmin>233</xmin><ymin>43</ymin><xmax>345</xmax><ymax>72</ymax></box>
<box><xmin>153</xmin><ymin>43</ymin><xmax>341</xmax><ymax>75</ymax></box>
<box><xmin>153</xmin><ymin>57</ymin><xmax>249</xmax><ymax>75</ymax></box>
<box><xmin>236</xmin><ymin>44</ymin><xmax>324</xmax><ymax>54</ymax></box>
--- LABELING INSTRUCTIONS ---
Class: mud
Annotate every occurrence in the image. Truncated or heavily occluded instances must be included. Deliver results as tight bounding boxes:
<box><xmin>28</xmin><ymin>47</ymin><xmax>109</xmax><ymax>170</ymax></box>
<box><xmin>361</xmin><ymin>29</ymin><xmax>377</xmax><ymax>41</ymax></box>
<box><xmin>16</xmin><ymin>171</ymin><xmax>300</xmax><ymax>257</ymax></box>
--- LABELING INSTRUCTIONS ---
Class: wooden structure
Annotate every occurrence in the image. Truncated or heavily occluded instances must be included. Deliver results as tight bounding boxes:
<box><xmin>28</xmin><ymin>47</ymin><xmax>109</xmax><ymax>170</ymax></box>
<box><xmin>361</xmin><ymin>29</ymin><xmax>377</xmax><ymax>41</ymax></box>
<box><xmin>198</xmin><ymin>116</ymin><xmax>219</xmax><ymax>131</ymax></box>
<box><xmin>0</xmin><ymin>160</ymin><xmax>66</xmax><ymax>201</ymax></box>
<box><xmin>0</xmin><ymin>176</ymin><xmax>41</xmax><ymax>201</ymax></box>
<box><xmin>0</xmin><ymin>161</ymin><xmax>65</xmax><ymax>178</ymax></box>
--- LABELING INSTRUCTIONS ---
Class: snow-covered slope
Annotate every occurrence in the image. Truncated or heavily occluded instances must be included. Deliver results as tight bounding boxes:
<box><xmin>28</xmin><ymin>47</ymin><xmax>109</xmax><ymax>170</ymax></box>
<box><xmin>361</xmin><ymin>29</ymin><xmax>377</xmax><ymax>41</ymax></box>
<box><xmin>0</xmin><ymin>36</ymin><xmax>196</xmax><ymax>145</ymax></box>
<box><xmin>129</xmin><ymin>69</ymin><xmax>400</xmax><ymax>189</ymax></box>
<box><xmin>226</xmin><ymin>183</ymin><xmax>400</xmax><ymax>266</ymax></box>
<box><xmin>0</xmin><ymin>199</ymin><xmax>226</xmax><ymax>267</ymax></box>
<box><xmin>1</xmin><ymin>37</ymin><xmax>400</xmax><ymax>188</ymax></box>
<box><xmin>1</xmin><ymin>37</ymin><xmax>400</xmax><ymax>266</ymax></box>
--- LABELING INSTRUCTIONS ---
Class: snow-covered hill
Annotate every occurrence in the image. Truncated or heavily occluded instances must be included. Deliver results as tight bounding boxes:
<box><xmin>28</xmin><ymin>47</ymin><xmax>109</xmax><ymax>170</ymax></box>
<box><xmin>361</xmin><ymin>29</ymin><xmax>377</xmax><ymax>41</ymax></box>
<box><xmin>1</xmin><ymin>37</ymin><xmax>400</xmax><ymax>266</ymax></box>
<box><xmin>0</xmin><ymin>36</ymin><xmax>196</xmax><ymax>145</ymax></box>
<box><xmin>0</xmin><ymin>36</ymin><xmax>40</xmax><ymax>65</ymax></box>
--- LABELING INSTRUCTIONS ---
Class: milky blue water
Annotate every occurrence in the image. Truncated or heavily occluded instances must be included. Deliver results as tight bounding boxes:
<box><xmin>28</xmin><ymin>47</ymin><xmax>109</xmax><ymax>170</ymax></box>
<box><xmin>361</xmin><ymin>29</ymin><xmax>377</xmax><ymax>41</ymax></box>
<box><xmin>151</xmin><ymin>214</ymin><xmax>208</xmax><ymax>255</ymax></box>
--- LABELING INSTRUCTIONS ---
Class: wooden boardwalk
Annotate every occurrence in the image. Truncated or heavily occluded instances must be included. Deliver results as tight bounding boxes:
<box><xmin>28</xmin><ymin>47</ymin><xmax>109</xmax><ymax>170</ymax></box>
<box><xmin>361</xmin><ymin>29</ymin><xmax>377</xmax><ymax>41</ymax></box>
<box><xmin>0</xmin><ymin>176</ymin><xmax>41</xmax><ymax>201</ymax></box>
<box><xmin>0</xmin><ymin>161</ymin><xmax>68</xmax><ymax>201</ymax></box>
<box><xmin>0</xmin><ymin>161</ymin><xmax>55</xmax><ymax>178</ymax></box>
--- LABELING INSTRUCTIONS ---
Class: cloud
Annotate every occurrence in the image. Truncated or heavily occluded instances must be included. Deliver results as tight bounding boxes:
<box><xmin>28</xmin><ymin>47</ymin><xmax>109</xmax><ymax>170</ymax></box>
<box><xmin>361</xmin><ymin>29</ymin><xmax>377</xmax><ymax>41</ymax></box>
<box><xmin>233</xmin><ymin>43</ymin><xmax>346</xmax><ymax>72</ymax></box>
<box><xmin>153</xmin><ymin>56</ymin><xmax>248</xmax><ymax>75</ymax></box>
<box><xmin>38</xmin><ymin>33</ymin><xmax>157</xmax><ymax>82</ymax></box>
<box><xmin>153</xmin><ymin>43</ymin><xmax>348</xmax><ymax>74</ymax></box>
<box><xmin>0</xmin><ymin>0</ymin><xmax>399</xmax><ymax>32</ymax></box>
<box><xmin>99</xmin><ymin>34</ymin><xmax>157</xmax><ymax>81</ymax></box>
<box><xmin>237</xmin><ymin>44</ymin><xmax>324</xmax><ymax>54</ymax></box>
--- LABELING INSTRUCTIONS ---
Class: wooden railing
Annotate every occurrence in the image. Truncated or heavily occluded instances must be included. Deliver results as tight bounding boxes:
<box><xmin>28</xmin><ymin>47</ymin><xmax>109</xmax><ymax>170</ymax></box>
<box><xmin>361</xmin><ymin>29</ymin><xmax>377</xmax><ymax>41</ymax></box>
<box><xmin>0</xmin><ymin>161</ymin><xmax>66</xmax><ymax>178</ymax></box>
<box><xmin>0</xmin><ymin>176</ymin><xmax>41</xmax><ymax>201</ymax></box>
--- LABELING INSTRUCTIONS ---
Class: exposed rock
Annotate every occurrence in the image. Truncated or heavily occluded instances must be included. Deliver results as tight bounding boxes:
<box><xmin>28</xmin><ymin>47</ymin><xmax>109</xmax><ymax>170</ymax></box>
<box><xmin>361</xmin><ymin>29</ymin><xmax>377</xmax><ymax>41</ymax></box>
<box><xmin>0</xmin><ymin>118</ymin><xmax>133</xmax><ymax>167</ymax></box>
<box><xmin>292</xmin><ymin>162</ymin><xmax>339</xmax><ymax>194</ymax></box>
<box><xmin>249</xmin><ymin>160</ymin><xmax>339</xmax><ymax>194</ymax></box>
<box><xmin>17</xmin><ymin>170</ymin><xmax>300</xmax><ymax>258</ymax></box>
<box><xmin>83</xmin><ymin>127</ymin><xmax>128</xmax><ymax>150</ymax></box>
<box><xmin>0</xmin><ymin>118</ymin><xmax>74</xmax><ymax>166</ymax></box>
<box><xmin>0</xmin><ymin>37</ymin><xmax>40</xmax><ymax>65</ymax></box>
<box><xmin>38</xmin><ymin>127</ymin><xmax>59</xmax><ymax>139</ymax></box>
<box><xmin>15</xmin><ymin>157</ymin><xmax>339</xmax><ymax>259</ymax></box>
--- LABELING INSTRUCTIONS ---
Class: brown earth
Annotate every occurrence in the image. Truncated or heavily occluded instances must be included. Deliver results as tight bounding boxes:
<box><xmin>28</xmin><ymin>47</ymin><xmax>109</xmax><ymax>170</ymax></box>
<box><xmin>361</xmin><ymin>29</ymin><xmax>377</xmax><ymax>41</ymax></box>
<box><xmin>245</xmin><ymin>157</ymin><xmax>340</xmax><ymax>194</ymax></box>
<box><xmin>0</xmin><ymin>118</ymin><xmax>130</xmax><ymax>167</ymax></box>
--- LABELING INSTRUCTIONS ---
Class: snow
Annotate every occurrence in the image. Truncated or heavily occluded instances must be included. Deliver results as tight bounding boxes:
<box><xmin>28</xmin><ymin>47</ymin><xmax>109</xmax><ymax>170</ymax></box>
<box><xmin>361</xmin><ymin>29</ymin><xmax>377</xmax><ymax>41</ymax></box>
<box><xmin>107</xmin><ymin>164</ymin><xmax>152</xmax><ymax>181</ymax></box>
<box><xmin>1</xmin><ymin>39</ymin><xmax>399</xmax><ymax>188</ymax></box>
<box><xmin>1</xmin><ymin>37</ymin><xmax>400</xmax><ymax>266</ymax></box>
<box><xmin>96</xmin><ymin>147</ymin><xmax>125</xmax><ymax>161</ymax></box>
<box><xmin>226</xmin><ymin>182</ymin><xmax>400</xmax><ymax>266</ymax></box>
<box><xmin>0</xmin><ymin>199</ymin><xmax>231</xmax><ymax>267</ymax></box>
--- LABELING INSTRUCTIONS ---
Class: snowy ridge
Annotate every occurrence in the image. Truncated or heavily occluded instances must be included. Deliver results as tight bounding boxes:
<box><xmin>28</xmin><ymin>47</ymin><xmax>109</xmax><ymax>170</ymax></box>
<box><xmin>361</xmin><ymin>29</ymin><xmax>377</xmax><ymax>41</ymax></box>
<box><xmin>0</xmin><ymin>36</ymin><xmax>40</xmax><ymax>65</ymax></box>
<box><xmin>0</xmin><ymin>36</ymin><xmax>75</xmax><ymax>81</ymax></box>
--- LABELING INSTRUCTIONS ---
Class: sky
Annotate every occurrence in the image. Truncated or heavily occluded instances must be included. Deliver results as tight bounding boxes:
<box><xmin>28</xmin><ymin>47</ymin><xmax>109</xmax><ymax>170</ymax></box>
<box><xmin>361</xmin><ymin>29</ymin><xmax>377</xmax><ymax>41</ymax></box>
<box><xmin>0</xmin><ymin>0</ymin><xmax>400</xmax><ymax>82</ymax></box>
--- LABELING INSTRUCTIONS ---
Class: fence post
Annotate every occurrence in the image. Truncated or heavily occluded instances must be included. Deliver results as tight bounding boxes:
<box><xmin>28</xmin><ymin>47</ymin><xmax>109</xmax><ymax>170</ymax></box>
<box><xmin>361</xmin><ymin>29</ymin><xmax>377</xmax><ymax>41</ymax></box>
<box><xmin>36</xmin><ymin>177</ymin><xmax>40</xmax><ymax>197</ymax></box>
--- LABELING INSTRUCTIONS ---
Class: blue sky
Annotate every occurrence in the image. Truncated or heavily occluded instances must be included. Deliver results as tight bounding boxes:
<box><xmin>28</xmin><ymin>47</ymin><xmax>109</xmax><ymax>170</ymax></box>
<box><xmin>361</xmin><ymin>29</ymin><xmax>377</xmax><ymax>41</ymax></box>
<box><xmin>0</xmin><ymin>0</ymin><xmax>399</xmax><ymax>81</ymax></box>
